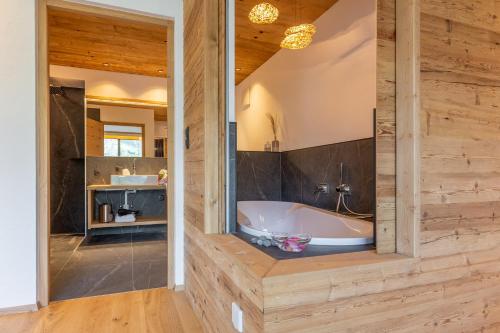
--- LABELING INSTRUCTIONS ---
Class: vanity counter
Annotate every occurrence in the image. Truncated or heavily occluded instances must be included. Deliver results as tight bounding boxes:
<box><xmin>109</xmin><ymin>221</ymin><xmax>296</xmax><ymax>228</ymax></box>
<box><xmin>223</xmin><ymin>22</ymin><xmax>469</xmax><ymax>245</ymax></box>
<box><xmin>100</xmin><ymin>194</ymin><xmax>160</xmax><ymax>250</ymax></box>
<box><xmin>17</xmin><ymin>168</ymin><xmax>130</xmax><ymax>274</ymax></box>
<box><xmin>87</xmin><ymin>184</ymin><xmax>166</xmax><ymax>191</ymax></box>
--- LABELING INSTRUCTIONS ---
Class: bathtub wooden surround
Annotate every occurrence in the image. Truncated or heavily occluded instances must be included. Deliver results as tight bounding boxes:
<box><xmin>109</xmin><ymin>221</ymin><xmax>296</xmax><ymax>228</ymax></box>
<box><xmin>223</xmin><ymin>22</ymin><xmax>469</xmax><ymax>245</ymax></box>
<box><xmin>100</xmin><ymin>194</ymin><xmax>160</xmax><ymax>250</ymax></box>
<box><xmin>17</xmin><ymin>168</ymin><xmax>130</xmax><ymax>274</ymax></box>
<box><xmin>183</xmin><ymin>0</ymin><xmax>500</xmax><ymax>331</ymax></box>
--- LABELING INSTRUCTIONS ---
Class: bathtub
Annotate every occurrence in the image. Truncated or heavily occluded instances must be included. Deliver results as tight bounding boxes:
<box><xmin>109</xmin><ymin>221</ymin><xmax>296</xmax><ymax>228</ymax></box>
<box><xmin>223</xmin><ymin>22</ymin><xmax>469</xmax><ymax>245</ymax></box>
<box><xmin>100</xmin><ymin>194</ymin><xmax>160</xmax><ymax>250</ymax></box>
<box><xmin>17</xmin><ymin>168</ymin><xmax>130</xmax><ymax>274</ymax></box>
<box><xmin>237</xmin><ymin>201</ymin><xmax>373</xmax><ymax>246</ymax></box>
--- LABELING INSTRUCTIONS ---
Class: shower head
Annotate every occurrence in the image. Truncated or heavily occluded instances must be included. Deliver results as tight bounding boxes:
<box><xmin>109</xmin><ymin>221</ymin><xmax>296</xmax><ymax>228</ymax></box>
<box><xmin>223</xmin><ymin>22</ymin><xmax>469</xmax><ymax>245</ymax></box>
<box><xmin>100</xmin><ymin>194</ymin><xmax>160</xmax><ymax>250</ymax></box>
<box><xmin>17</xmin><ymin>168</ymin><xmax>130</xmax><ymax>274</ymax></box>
<box><xmin>49</xmin><ymin>85</ymin><xmax>65</xmax><ymax>95</ymax></box>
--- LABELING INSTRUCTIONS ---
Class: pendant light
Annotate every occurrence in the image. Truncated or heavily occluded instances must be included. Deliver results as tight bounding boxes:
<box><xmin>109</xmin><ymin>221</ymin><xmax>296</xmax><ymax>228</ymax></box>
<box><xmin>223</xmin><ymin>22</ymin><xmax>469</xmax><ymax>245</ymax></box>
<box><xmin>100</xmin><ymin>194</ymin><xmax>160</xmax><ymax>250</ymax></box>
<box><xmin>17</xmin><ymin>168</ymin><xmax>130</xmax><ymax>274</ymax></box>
<box><xmin>248</xmin><ymin>3</ymin><xmax>279</xmax><ymax>24</ymax></box>
<box><xmin>280</xmin><ymin>1</ymin><xmax>316</xmax><ymax>50</ymax></box>
<box><xmin>280</xmin><ymin>24</ymin><xmax>316</xmax><ymax>50</ymax></box>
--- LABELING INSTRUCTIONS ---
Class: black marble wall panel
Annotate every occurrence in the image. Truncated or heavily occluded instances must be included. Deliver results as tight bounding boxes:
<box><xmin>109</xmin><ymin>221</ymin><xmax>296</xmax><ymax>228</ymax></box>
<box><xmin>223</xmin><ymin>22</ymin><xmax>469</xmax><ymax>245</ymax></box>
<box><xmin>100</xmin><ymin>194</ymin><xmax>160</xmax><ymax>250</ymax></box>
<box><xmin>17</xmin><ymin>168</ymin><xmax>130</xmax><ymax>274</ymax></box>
<box><xmin>282</xmin><ymin>138</ymin><xmax>375</xmax><ymax>214</ymax></box>
<box><xmin>50</xmin><ymin>80</ymin><xmax>85</xmax><ymax>234</ymax></box>
<box><xmin>237</xmin><ymin>151</ymin><xmax>281</xmax><ymax>201</ymax></box>
<box><xmin>86</xmin><ymin>157</ymin><xmax>167</xmax><ymax>185</ymax></box>
<box><xmin>228</xmin><ymin>122</ymin><xmax>237</xmax><ymax>232</ymax></box>
<box><xmin>93</xmin><ymin>190</ymin><xmax>166</xmax><ymax>220</ymax></box>
<box><xmin>237</xmin><ymin>138</ymin><xmax>375</xmax><ymax>215</ymax></box>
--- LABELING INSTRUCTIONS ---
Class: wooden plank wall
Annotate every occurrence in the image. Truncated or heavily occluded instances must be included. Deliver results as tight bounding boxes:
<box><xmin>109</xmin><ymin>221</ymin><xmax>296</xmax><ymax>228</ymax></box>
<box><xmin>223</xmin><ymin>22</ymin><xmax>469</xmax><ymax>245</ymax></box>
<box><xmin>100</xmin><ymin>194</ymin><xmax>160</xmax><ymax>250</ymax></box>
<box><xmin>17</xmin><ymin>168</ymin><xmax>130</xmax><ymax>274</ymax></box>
<box><xmin>262</xmin><ymin>1</ymin><xmax>500</xmax><ymax>332</ymax></box>
<box><xmin>184</xmin><ymin>224</ymin><xmax>271</xmax><ymax>333</ymax></box>
<box><xmin>420</xmin><ymin>0</ymin><xmax>500</xmax><ymax>258</ymax></box>
<box><xmin>376</xmin><ymin>0</ymin><xmax>397</xmax><ymax>254</ymax></box>
<box><xmin>183</xmin><ymin>0</ymin><xmax>222</xmax><ymax>234</ymax></box>
<box><xmin>183</xmin><ymin>0</ymin><xmax>500</xmax><ymax>332</ymax></box>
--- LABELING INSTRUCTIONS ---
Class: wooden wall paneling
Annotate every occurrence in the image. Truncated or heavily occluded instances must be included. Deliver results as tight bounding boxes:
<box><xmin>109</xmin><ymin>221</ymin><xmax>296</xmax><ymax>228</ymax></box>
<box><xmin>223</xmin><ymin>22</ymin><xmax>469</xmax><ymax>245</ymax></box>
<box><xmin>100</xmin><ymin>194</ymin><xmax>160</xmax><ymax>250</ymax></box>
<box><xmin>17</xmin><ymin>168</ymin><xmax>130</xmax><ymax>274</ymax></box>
<box><xmin>262</xmin><ymin>246</ymin><xmax>500</xmax><ymax>332</ymax></box>
<box><xmin>184</xmin><ymin>223</ymin><xmax>274</xmax><ymax>333</ymax></box>
<box><xmin>183</xmin><ymin>0</ymin><xmax>500</xmax><ymax>331</ymax></box>
<box><xmin>204</xmin><ymin>0</ymin><xmax>222</xmax><ymax>234</ymax></box>
<box><xmin>184</xmin><ymin>0</ymin><xmax>223</xmax><ymax>234</ymax></box>
<box><xmin>396</xmin><ymin>0</ymin><xmax>421</xmax><ymax>257</ymax></box>
<box><xmin>184</xmin><ymin>0</ymin><xmax>207</xmax><ymax>233</ymax></box>
<box><xmin>376</xmin><ymin>0</ymin><xmax>397</xmax><ymax>254</ymax></box>
<box><xmin>85</xmin><ymin>118</ymin><xmax>104</xmax><ymax>157</ymax></box>
<box><xmin>420</xmin><ymin>0</ymin><xmax>500</xmax><ymax>258</ymax></box>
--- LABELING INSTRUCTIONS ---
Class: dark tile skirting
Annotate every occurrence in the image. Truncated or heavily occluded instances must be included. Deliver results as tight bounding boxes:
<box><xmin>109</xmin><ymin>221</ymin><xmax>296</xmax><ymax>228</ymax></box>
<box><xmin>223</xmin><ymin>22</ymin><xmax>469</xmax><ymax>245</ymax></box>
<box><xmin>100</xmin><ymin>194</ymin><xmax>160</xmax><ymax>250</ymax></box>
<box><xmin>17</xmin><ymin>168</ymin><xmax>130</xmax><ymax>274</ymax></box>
<box><xmin>237</xmin><ymin>138</ymin><xmax>375</xmax><ymax>215</ymax></box>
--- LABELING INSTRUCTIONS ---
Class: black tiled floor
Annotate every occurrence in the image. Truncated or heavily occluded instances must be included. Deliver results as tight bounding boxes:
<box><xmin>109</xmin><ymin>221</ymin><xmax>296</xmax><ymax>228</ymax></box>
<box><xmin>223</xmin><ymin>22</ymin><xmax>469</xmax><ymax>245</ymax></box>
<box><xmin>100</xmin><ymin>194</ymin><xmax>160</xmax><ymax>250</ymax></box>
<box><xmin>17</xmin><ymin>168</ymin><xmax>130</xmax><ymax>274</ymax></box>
<box><xmin>50</xmin><ymin>232</ymin><xmax>167</xmax><ymax>301</ymax></box>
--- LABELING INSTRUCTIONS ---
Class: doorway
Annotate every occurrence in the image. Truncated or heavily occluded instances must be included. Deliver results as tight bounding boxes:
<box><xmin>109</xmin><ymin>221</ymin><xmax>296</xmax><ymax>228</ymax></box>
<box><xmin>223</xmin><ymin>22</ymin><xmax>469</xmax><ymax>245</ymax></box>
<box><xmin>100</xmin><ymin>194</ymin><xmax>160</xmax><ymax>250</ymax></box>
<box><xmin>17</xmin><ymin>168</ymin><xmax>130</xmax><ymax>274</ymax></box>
<box><xmin>37</xmin><ymin>0</ymin><xmax>176</xmax><ymax>305</ymax></box>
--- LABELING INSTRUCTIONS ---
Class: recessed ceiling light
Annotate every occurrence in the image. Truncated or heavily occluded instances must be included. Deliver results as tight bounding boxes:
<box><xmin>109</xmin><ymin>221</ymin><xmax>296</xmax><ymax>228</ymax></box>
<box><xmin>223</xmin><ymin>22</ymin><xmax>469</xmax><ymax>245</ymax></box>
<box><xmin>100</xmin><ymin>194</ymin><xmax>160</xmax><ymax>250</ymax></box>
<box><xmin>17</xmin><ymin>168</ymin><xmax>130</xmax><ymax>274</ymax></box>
<box><xmin>158</xmin><ymin>69</ymin><xmax>164</xmax><ymax>73</ymax></box>
<box><xmin>236</xmin><ymin>68</ymin><xmax>242</xmax><ymax>71</ymax></box>
<box><xmin>103</xmin><ymin>63</ymin><xmax>110</xmax><ymax>67</ymax></box>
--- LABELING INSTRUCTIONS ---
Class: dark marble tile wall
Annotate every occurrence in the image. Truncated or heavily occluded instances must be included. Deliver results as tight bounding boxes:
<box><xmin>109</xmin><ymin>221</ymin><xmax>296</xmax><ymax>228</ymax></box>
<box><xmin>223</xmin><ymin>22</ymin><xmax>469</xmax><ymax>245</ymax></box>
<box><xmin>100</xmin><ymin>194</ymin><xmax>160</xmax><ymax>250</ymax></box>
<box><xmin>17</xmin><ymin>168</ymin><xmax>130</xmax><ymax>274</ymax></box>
<box><xmin>86</xmin><ymin>157</ymin><xmax>167</xmax><ymax>185</ymax></box>
<box><xmin>237</xmin><ymin>151</ymin><xmax>281</xmax><ymax>201</ymax></box>
<box><xmin>92</xmin><ymin>190</ymin><xmax>166</xmax><ymax>221</ymax></box>
<box><xmin>237</xmin><ymin>138</ymin><xmax>375</xmax><ymax>215</ymax></box>
<box><xmin>50</xmin><ymin>81</ymin><xmax>86</xmax><ymax>234</ymax></box>
<box><xmin>282</xmin><ymin>138</ymin><xmax>375</xmax><ymax>214</ymax></box>
<box><xmin>228</xmin><ymin>122</ymin><xmax>237</xmax><ymax>232</ymax></box>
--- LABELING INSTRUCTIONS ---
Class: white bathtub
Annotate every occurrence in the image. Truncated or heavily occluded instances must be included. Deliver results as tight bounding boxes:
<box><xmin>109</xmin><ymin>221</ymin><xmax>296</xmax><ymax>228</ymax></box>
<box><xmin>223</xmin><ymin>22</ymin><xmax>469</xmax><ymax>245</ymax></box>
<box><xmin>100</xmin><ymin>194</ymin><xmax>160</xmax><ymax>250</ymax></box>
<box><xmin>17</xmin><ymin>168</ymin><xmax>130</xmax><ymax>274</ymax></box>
<box><xmin>237</xmin><ymin>201</ymin><xmax>373</xmax><ymax>246</ymax></box>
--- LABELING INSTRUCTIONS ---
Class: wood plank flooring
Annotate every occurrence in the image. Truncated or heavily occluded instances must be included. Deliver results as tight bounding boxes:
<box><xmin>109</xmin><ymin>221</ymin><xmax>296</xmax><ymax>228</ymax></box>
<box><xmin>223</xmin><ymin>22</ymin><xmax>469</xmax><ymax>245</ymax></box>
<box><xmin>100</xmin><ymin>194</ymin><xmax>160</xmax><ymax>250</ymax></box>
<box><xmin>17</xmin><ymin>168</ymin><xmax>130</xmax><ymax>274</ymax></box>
<box><xmin>0</xmin><ymin>288</ymin><xmax>202</xmax><ymax>333</ymax></box>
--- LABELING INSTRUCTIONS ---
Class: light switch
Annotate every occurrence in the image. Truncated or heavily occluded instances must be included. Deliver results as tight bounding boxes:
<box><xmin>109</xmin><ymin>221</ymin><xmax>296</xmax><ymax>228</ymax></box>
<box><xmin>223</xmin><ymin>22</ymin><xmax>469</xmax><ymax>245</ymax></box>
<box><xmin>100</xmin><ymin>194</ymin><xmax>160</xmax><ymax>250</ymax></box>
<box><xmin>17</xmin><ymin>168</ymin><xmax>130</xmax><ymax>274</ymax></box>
<box><xmin>231</xmin><ymin>302</ymin><xmax>243</xmax><ymax>332</ymax></box>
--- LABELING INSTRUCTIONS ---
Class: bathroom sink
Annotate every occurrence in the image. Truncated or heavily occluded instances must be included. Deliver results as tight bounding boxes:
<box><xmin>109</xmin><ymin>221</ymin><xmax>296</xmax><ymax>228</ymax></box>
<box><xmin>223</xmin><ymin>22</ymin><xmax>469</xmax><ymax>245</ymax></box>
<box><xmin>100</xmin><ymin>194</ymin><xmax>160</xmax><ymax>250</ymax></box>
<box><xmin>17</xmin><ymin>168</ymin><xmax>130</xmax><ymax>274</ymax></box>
<box><xmin>110</xmin><ymin>175</ymin><xmax>158</xmax><ymax>185</ymax></box>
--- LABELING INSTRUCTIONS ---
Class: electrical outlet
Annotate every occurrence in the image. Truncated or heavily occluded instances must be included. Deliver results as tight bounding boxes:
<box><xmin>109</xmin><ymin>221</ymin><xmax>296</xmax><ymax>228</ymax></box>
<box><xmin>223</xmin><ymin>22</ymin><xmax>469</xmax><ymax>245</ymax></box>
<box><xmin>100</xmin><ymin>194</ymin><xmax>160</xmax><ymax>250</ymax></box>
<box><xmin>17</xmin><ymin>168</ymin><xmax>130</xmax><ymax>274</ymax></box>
<box><xmin>231</xmin><ymin>302</ymin><xmax>243</xmax><ymax>332</ymax></box>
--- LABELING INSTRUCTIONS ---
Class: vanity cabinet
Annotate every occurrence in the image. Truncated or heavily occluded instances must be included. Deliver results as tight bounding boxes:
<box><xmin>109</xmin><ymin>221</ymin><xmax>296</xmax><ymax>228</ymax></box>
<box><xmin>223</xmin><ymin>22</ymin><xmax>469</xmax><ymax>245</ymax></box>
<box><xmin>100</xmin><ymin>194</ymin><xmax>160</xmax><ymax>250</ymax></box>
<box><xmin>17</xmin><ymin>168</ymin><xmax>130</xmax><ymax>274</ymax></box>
<box><xmin>86</xmin><ymin>184</ymin><xmax>167</xmax><ymax>229</ymax></box>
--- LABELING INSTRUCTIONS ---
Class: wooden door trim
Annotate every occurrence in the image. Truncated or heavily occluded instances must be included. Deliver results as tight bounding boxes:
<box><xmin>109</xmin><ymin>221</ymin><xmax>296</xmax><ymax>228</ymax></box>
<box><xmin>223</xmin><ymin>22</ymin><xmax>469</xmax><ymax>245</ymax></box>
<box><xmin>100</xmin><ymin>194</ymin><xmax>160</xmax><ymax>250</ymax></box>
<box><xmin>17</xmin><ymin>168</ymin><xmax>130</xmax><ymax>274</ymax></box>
<box><xmin>166</xmin><ymin>23</ymin><xmax>176</xmax><ymax>289</ymax></box>
<box><xmin>36</xmin><ymin>0</ymin><xmax>50</xmax><ymax>307</ymax></box>
<box><xmin>36</xmin><ymin>0</ymin><xmax>176</xmax><ymax>307</ymax></box>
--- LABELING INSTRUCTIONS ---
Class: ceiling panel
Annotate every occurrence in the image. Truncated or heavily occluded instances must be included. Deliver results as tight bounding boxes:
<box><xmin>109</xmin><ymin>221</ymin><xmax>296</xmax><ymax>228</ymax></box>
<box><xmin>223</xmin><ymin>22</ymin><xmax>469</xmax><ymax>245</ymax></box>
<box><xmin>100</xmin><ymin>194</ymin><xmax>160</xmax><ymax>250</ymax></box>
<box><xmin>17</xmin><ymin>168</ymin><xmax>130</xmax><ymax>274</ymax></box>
<box><xmin>236</xmin><ymin>0</ymin><xmax>339</xmax><ymax>85</ymax></box>
<box><xmin>48</xmin><ymin>8</ymin><xmax>168</xmax><ymax>78</ymax></box>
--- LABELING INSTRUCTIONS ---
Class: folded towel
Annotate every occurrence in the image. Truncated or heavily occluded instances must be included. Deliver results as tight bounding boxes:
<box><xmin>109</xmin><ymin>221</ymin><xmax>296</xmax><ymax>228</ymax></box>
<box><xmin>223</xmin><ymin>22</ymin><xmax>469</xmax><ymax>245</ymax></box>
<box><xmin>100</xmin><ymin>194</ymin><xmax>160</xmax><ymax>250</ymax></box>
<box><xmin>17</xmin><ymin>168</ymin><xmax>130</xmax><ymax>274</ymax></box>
<box><xmin>115</xmin><ymin>213</ymin><xmax>136</xmax><ymax>223</ymax></box>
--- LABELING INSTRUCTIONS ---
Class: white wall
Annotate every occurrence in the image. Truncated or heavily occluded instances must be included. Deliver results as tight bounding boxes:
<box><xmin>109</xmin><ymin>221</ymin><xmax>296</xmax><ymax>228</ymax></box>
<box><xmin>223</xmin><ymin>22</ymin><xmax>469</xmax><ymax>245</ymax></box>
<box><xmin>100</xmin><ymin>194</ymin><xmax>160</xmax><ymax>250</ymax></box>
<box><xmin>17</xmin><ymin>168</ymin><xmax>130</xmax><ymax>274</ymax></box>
<box><xmin>0</xmin><ymin>0</ymin><xmax>183</xmax><ymax>310</ymax></box>
<box><xmin>236</xmin><ymin>0</ymin><xmax>376</xmax><ymax>151</ymax></box>
<box><xmin>0</xmin><ymin>1</ymin><xmax>37</xmax><ymax>309</ymax></box>
<box><xmin>50</xmin><ymin>65</ymin><xmax>168</xmax><ymax>102</ymax></box>
<box><xmin>89</xmin><ymin>105</ymin><xmax>156</xmax><ymax>157</ymax></box>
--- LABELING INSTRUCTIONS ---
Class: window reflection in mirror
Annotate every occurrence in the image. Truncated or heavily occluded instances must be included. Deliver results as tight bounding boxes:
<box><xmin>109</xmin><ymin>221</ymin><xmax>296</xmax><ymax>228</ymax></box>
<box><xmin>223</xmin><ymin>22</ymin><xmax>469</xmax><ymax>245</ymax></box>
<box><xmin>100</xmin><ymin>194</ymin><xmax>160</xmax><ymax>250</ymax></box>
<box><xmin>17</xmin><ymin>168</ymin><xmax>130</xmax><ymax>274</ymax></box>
<box><xmin>103</xmin><ymin>124</ymin><xmax>144</xmax><ymax>157</ymax></box>
<box><xmin>85</xmin><ymin>104</ymin><xmax>168</xmax><ymax>159</ymax></box>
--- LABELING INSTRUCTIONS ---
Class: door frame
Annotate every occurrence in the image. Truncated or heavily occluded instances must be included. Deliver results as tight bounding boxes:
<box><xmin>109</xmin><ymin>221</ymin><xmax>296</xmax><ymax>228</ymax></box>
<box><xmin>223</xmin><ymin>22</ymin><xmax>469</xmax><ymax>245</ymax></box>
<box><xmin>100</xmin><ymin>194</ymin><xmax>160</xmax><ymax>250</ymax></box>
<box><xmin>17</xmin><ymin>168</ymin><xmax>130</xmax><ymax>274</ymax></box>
<box><xmin>36</xmin><ymin>0</ymin><xmax>177</xmax><ymax>306</ymax></box>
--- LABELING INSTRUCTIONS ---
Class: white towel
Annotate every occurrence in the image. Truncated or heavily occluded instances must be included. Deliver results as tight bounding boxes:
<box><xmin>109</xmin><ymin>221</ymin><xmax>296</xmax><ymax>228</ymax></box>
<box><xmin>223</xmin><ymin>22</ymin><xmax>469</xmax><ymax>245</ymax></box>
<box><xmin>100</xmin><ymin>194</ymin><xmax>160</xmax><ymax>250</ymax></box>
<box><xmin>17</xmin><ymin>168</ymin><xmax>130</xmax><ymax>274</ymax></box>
<box><xmin>115</xmin><ymin>214</ymin><xmax>136</xmax><ymax>223</ymax></box>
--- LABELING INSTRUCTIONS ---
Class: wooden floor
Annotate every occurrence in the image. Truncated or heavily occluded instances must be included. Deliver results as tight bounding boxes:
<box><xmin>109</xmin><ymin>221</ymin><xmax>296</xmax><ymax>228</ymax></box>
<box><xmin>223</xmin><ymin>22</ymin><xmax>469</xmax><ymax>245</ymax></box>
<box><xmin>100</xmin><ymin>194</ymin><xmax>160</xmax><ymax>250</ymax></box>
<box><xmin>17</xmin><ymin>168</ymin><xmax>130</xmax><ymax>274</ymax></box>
<box><xmin>0</xmin><ymin>288</ymin><xmax>202</xmax><ymax>333</ymax></box>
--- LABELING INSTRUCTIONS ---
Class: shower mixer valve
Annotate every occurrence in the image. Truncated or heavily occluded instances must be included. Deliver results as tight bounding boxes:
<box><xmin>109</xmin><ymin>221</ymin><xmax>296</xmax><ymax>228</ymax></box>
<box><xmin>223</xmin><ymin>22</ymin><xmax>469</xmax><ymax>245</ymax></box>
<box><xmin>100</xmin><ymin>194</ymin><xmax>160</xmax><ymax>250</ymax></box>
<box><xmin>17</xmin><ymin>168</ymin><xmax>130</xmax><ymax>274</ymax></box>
<box><xmin>336</xmin><ymin>183</ymin><xmax>351</xmax><ymax>195</ymax></box>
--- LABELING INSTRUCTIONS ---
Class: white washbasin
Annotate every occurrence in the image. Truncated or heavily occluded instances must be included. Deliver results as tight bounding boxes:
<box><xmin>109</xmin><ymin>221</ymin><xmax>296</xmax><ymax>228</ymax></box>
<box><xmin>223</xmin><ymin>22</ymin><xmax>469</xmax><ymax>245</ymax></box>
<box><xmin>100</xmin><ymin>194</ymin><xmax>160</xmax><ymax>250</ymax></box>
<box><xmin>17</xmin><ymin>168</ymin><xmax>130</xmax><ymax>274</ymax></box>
<box><xmin>111</xmin><ymin>175</ymin><xmax>158</xmax><ymax>185</ymax></box>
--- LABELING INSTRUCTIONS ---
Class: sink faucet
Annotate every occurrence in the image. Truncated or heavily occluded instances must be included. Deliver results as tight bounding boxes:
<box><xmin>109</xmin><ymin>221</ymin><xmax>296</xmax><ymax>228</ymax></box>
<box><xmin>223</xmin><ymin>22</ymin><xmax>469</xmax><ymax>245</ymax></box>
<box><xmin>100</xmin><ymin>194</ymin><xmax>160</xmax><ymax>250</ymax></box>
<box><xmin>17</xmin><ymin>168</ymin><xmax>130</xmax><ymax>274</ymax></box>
<box><xmin>132</xmin><ymin>158</ymin><xmax>137</xmax><ymax>175</ymax></box>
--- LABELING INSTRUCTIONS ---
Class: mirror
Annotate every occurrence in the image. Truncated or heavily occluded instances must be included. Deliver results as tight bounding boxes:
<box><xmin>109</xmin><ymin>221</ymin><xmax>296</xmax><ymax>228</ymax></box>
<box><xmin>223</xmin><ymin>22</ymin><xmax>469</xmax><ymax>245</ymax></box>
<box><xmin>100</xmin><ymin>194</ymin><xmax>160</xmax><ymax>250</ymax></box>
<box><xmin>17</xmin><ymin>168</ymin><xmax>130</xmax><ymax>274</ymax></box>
<box><xmin>86</xmin><ymin>103</ymin><xmax>167</xmax><ymax>159</ymax></box>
